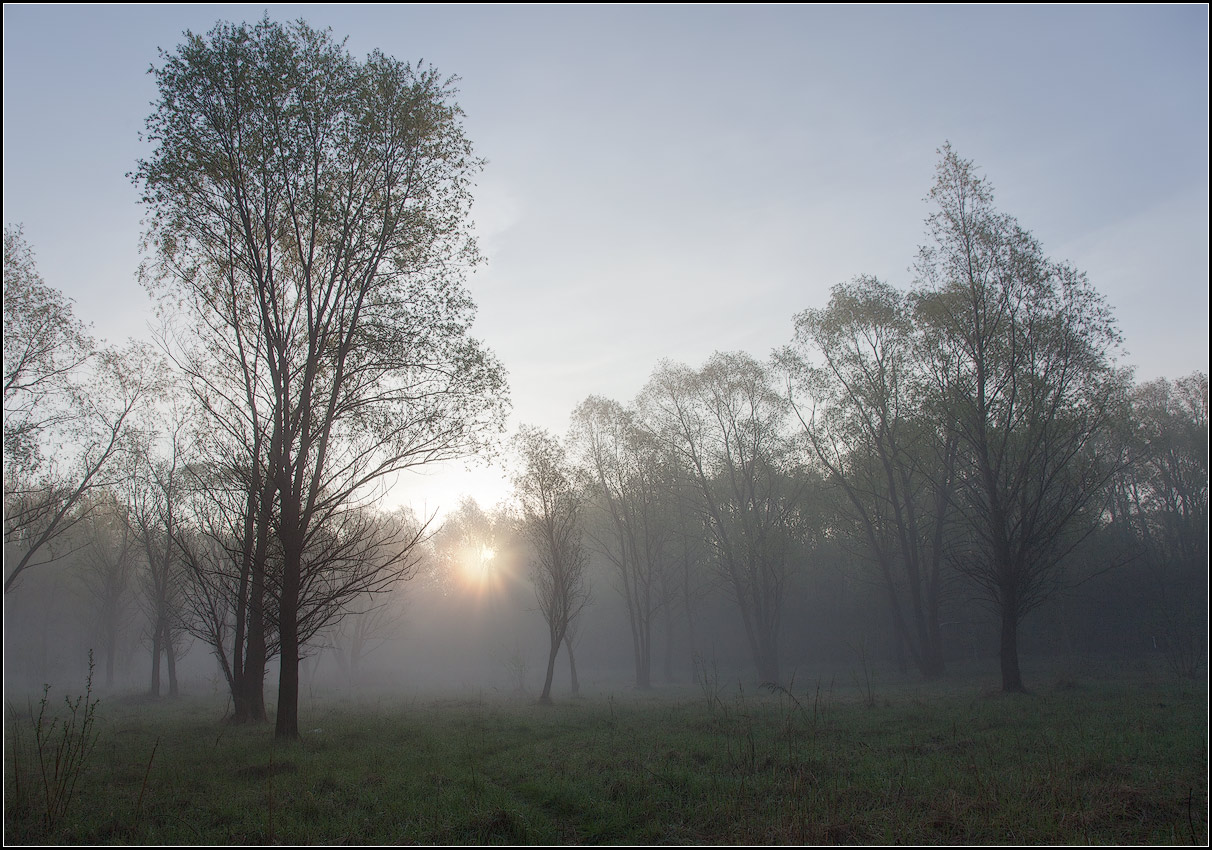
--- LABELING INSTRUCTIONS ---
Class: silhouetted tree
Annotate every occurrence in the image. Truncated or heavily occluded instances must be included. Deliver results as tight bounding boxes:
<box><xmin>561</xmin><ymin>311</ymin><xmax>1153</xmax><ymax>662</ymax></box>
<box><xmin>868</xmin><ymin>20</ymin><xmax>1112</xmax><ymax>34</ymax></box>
<box><xmin>136</xmin><ymin>17</ymin><xmax>508</xmax><ymax>738</ymax></box>
<box><xmin>125</xmin><ymin>405</ymin><xmax>191</xmax><ymax>698</ymax></box>
<box><xmin>513</xmin><ymin>426</ymin><xmax>590</xmax><ymax>704</ymax></box>
<box><xmin>913</xmin><ymin>145</ymin><xmax>1130</xmax><ymax>692</ymax></box>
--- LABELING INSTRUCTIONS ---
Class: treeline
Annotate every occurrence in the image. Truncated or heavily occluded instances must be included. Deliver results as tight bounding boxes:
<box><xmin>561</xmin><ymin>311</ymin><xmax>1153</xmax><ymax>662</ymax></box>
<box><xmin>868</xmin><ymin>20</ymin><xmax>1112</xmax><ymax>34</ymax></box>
<box><xmin>499</xmin><ymin>144</ymin><xmax>1207</xmax><ymax>695</ymax></box>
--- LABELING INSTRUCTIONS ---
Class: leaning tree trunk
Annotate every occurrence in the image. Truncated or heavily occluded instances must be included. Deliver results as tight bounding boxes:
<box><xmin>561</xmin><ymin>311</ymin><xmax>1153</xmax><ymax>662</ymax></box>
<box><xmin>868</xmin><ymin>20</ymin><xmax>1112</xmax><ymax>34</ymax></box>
<box><xmin>539</xmin><ymin>625</ymin><xmax>563</xmax><ymax>704</ymax></box>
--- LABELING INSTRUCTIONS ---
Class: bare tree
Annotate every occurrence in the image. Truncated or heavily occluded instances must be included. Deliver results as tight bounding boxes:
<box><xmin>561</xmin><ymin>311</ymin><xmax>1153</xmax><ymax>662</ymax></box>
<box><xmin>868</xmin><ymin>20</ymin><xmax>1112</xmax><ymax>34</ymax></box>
<box><xmin>512</xmin><ymin>426</ymin><xmax>590</xmax><ymax>704</ymax></box>
<box><xmin>135</xmin><ymin>17</ymin><xmax>508</xmax><ymax>738</ymax></box>
<box><xmin>174</xmin><ymin>449</ymin><xmax>278</xmax><ymax>723</ymax></box>
<box><xmin>913</xmin><ymin>144</ymin><xmax>1130</xmax><ymax>692</ymax></box>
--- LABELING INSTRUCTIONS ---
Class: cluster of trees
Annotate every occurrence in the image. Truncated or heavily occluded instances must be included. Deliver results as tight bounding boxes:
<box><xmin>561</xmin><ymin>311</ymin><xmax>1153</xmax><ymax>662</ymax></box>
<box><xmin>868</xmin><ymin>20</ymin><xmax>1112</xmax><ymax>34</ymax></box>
<box><xmin>4</xmin><ymin>15</ymin><xmax>1205</xmax><ymax>731</ymax></box>
<box><xmin>503</xmin><ymin>145</ymin><xmax>1206</xmax><ymax>696</ymax></box>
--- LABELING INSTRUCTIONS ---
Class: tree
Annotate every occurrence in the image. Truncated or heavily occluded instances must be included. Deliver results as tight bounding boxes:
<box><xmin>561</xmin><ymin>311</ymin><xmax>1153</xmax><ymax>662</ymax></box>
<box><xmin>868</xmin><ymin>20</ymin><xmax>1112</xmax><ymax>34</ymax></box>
<box><xmin>913</xmin><ymin>144</ymin><xmax>1130</xmax><ymax>693</ymax></box>
<box><xmin>75</xmin><ymin>490</ymin><xmax>138</xmax><ymax>689</ymax></box>
<box><xmin>431</xmin><ymin>496</ymin><xmax>500</xmax><ymax>594</ymax></box>
<box><xmin>174</xmin><ymin>441</ymin><xmax>278</xmax><ymax>723</ymax></box>
<box><xmin>4</xmin><ymin>226</ymin><xmax>156</xmax><ymax>591</ymax></box>
<box><xmin>3</xmin><ymin>225</ymin><xmax>93</xmax><ymax>478</ymax></box>
<box><xmin>570</xmin><ymin>396</ymin><xmax>673</xmax><ymax>690</ymax></box>
<box><xmin>640</xmin><ymin>353</ymin><xmax>809</xmax><ymax>685</ymax></box>
<box><xmin>135</xmin><ymin>17</ymin><xmax>508</xmax><ymax>737</ymax></box>
<box><xmin>512</xmin><ymin>426</ymin><xmax>590</xmax><ymax>704</ymax></box>
<box><xmin>125</xmin><ymin>405</ymin><xmax>192</xmax><ymax>698</ymax></box>
<box><xmin>783</xmin><ymin>276</ymin><xmax>958</xmax><ymax>679</ymax></box>
<box><xmin>1111</xmin><ymin>373</ymin><xmax>1208</xmax><ymax>677</ymax></box>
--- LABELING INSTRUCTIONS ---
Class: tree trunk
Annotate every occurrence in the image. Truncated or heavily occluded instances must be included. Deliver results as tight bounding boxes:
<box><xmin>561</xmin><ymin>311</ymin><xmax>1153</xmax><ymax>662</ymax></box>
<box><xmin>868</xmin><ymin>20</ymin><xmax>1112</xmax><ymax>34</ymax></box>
<box><xmin>149</xmin><ymin>623</ymin><xmax>163</xmax><ymax>697</ymax></box>
<box><xmin>165</xmin><ymin>622</ymin><xmax>179</xmax><ymax>697</ymax></box>
<box><xmin>275</xmin><ymin>521</ymin><xmax>303</xmax><ymax>739</ymax></box>
<box><xmin>564</xmin><ymin>633</ymin><xmax>579</xmax><ymax>696</ymax></box>
<box><xmin>999</xmin><ymin>606</ymin><xmax>1026</xmax><ymax>693</ymax></box>
<box><xmin>539</xmin><ymin>630</ymin><xmax>561</xmax><ymax>704</ymax></box>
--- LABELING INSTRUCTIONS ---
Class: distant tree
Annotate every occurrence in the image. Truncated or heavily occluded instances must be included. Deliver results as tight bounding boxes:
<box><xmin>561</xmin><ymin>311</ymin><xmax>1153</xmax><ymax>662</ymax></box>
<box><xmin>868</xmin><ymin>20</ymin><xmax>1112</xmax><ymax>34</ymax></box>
<box><xmin>1112</xmin><ymin>372</ymin><xmax>1208</xmax><ymax>677</ymax></box>
<box><xmin>4</xmin><ymin>226</ymin><xmax>157</xmax><ymax>591</ymax></box>
<box><xmin>76</xmin><ymin>490</ymin><xmax>138</xmax><ymax>689</ymax></box>
<box><xmin>913</xmin><ymin>145</ymin><xmax>1130</xmax><ymax>693</ymax></box>
<box><xmin>431</xmin><ymin>496</ymin><xmax>499</xmax><ymax>593</ymax></box>
<box><xmin>640</xmin><ymin>353</ymin><xmax>808</xmax><ymax>685</ymax></box>
<box><xmin>512</xmin><ymin>426</ymin><xmax>590</xmax><ymax>704</ymax></box>
<box><xmin>570</xmin><ymin>396</ymin><xmax>673</xmax><ymax>690</ymax></box>
<box><xmin>136</xmin><ymin>17</ymin><xmax>508</xmax><ymax>738</ymax></box>
<box><xmin>663</xmin><ymin>462</ymin><xmax>713</xmax><ymax>682</ymax></box>
<box><xmin>322</xmin><ymin>586</ymin><xmax>406</xmax><ymax>687</ymax></box>
<box><xmin>125</xmin><ymin>405</ymin><xmax>191</xmax><ymax>698</ymax></box>
<box><xmin>783</xmin><ymin>276</ymin><xmax>958</xmax><ymax>679</ymax></box>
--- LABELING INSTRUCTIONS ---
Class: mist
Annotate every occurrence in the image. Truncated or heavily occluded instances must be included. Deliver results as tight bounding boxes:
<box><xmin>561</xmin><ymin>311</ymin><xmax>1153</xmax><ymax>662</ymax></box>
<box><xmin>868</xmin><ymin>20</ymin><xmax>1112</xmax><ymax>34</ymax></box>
<box><xmin>3</xmin><ymin>6</ymin><xmax>1207</xmax><ymax>845</ymax></box>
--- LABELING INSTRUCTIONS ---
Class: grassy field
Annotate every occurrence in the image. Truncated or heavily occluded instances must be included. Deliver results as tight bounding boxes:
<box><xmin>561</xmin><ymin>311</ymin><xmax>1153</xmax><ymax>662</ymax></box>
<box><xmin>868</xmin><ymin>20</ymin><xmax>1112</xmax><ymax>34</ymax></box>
<box><xmin>5</xmin><ymin>662</ymin><xmax>1208</xmax><ymax>845</ymax></box>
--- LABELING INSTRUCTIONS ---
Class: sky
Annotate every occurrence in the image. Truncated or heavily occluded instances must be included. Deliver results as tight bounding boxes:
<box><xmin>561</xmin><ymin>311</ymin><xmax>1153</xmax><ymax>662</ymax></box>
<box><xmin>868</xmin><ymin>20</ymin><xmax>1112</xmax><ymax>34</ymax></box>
<box><xmin>3</xmin><ymin>4</ymin><xmax>1208</xmax><ymax>520</ymax></box>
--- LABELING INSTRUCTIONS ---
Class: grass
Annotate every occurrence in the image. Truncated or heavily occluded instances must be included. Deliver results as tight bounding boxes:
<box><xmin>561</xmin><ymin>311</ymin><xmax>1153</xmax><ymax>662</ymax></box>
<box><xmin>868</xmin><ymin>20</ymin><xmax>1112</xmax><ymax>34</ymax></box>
<box><xmin>4</xmin><ymin>663</ymin><xmax>1208</xmax><ymax>845</ymax></box>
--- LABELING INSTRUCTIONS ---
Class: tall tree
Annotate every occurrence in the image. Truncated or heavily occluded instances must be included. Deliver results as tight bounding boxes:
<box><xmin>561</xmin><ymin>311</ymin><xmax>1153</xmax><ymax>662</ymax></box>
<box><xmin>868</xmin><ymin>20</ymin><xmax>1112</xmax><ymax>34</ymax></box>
<box><xmin>512</xmin><ymin>426</ymin><xmax>590</xmax><ymax>704</ymax></box>
<box><xmin>913</xmin><ymin>144</ymin><xmax>1129</xmax><ymax>692</ymax></box>
<box><xmin>136</xmin><ymin>17</ymin><xmax>508</xmax><ymax>737</ymax></box>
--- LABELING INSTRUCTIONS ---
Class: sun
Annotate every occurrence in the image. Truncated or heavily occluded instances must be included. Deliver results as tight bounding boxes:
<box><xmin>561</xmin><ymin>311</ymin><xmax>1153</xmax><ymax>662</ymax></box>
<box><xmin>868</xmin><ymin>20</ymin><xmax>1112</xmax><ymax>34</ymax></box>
<box><xmin>460</xmin><ymin>543</ymin><xmax>497</xmax><ymax>587</ymax></box>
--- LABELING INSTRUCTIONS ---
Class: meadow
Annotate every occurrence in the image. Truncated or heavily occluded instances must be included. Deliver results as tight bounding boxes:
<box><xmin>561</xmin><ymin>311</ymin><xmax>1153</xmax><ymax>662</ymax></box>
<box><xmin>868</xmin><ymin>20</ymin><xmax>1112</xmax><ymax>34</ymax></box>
<box><xmin>5</xmin><ymin>659</ymin><xmax>1208</xmax><ymax>845</ymax></box>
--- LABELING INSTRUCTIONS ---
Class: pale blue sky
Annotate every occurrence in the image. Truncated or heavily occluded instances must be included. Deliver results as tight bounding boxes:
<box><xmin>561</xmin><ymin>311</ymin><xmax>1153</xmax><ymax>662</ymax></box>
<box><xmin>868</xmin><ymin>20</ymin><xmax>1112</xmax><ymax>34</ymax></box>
<box><xmin>4</xmin><ymin>4</ymin><xmax>1208</xmax><ymax>515</ymax></box>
